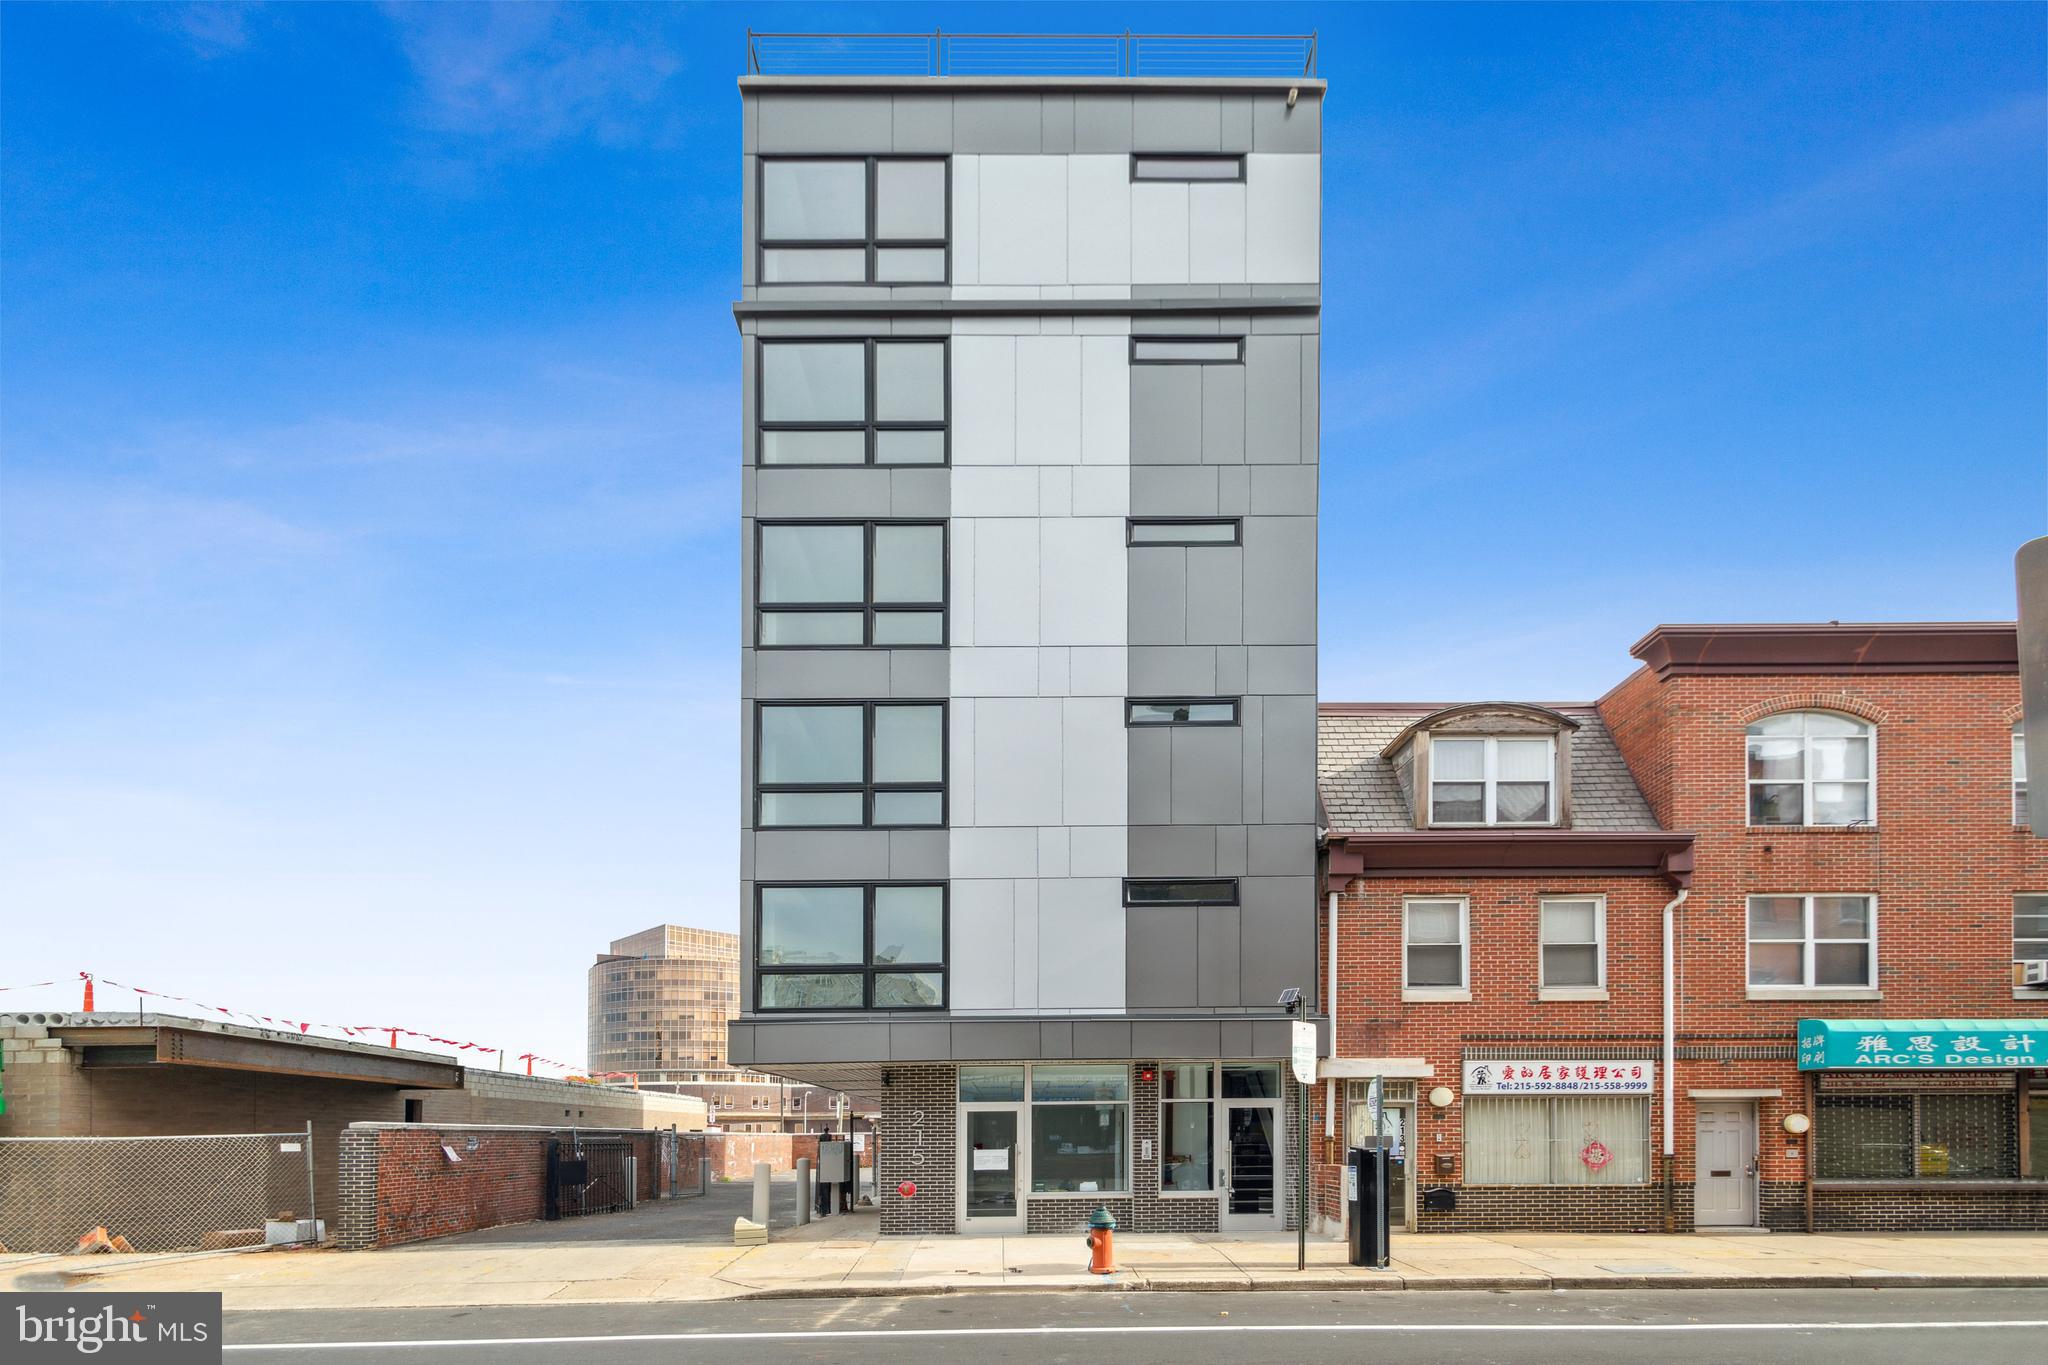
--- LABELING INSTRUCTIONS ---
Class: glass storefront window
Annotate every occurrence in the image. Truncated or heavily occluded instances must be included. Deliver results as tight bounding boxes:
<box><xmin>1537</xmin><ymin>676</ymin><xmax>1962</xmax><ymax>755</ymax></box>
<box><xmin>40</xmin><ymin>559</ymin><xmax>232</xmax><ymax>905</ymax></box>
<box><xmin>1221</xmin><ymin>1063</ymin><xmax>1280</xmax><ymax>1098</ymax></box>
<box><xmin>1464</xmin><ymin>1096</ymin><xmax>1650</xmax><ymax>1185</ymax></box>
<box><xmin>1161</xmin><ymin>1064</ymin><xmax>1214</xmax><ymax>1193</ymax></box>
<box><xmin>958</xmin><ymin>1066</ymin><xmax>1025</xmax><ymax>1102</ymax></box>
<box><xmin>1031</xmin><ymin>1064</ymin><xmax>1130</xmax><ymax>1103</ymax></box>
<box><xmin>1032</xmin><ymin>1102</ymin><xmax>1128</xmax><ymax>1193</ymax></box>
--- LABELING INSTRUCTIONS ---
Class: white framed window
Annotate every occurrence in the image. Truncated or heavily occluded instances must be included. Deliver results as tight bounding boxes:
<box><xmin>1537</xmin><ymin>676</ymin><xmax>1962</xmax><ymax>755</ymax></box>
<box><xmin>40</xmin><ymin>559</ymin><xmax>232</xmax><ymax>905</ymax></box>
<box><xmin>1428</xmin><ymin>736</ymin><xmax>1554</xmax><ymax>826</ymax></box>
<box><xmin>2014</xmin><ymin>724</ymin><xmax>2028</xmax><ymax>827</ymax></box>
<box><xmin>2016</xmin><ymin>895</ymin><xmax>2048</xmax><ymax>979</ymax></box>
<box><xmin>1539</xmin><ymin>896</ymin><xmax>1605</xmax><ymax>989</ymax></box>
<box><xmin>1403</xmin><ymin>897</ymin><xmax>1469</xmax><ymax>991</ymax></box>
<box><xmin>1747</xmin><ymin>894</ymin><xmax>1876</xmax><ymax>990</ymax></box>
<box><xmin>1746</xmin><ymin>711</ymin><xmax>1873</xmax><ymax>826</ymax></box>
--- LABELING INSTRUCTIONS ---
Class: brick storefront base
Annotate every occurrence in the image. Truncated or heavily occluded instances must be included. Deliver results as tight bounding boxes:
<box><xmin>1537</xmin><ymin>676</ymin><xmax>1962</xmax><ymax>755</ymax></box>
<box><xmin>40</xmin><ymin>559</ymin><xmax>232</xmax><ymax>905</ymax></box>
<box><xmin>1813</xmin><ymin>1185</ymin><xmax>2048</xmax><ymax>1231</ymax></box>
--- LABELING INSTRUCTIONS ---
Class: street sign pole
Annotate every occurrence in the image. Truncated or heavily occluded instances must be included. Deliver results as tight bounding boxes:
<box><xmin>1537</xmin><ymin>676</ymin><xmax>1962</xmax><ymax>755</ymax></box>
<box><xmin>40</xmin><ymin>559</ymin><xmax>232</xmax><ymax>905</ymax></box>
<box><xmin>1288</xmin><ymin>1013</ymin><xmax>1316</xmax><ymax>1272</ymax></box>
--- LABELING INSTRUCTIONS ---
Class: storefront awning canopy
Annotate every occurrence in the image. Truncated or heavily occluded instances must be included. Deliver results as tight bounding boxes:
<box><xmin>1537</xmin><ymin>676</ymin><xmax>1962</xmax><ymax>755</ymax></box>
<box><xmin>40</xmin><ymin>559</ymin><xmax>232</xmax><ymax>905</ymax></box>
<box><xmin>1797</xmin><ymin>1019</ymin><xmax>2044</xmax><ymax>1070</ymax></box>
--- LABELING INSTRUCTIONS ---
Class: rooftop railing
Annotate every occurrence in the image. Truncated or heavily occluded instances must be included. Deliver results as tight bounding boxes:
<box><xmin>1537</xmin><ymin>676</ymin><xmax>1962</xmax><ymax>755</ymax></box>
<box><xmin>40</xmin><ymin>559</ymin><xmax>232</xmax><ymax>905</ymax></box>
<box><xmin>745</xmin><ymin>30</ymin><xmax>1318</xmax><ymax>79</ymax></box>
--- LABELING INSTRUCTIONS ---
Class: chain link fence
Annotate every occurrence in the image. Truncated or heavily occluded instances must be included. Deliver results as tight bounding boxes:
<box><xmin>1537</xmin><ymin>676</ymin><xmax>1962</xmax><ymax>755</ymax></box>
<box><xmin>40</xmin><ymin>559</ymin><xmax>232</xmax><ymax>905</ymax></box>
<box><xmin>0</xmin><ymin>1129</ymin><xmax>316</xmax><ymax>1253</ymax></box>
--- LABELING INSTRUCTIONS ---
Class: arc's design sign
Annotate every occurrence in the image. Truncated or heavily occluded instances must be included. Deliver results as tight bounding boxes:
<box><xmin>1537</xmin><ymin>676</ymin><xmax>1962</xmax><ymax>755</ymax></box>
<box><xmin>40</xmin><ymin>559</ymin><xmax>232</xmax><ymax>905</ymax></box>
<box><xmin>1797</xmin><ymin>1019</ymin><xmax>2043</xmax><ymax>1069</ymax></box>
<box><xmin>1462</xmin><ymin>1060</ymin><xmax>1652</xmax><ymax>1095</ymax></box>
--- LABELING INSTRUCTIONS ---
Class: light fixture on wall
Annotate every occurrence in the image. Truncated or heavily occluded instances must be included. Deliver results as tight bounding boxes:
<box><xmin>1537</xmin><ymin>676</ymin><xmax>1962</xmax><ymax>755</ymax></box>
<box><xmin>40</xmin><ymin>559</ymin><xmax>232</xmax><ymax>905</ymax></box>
<box><xmin>1781</xmin><ymin>1112</ymin><xmax>1810</xmax><ymax>1135</ymax></box>
<box><xmin>1428</xmin><ymin>1086</ymin><xmax>1455</xmax><ymax>1109</ymax></box>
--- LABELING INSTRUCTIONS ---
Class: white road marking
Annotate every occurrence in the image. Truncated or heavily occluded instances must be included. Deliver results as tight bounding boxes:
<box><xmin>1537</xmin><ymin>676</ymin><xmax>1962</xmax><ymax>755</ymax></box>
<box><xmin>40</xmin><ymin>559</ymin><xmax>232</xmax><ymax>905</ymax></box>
<box><xmin>224</xmin><ymin>1319</ymin><xmax>2048</xmax><ymax>1351</ymax></box>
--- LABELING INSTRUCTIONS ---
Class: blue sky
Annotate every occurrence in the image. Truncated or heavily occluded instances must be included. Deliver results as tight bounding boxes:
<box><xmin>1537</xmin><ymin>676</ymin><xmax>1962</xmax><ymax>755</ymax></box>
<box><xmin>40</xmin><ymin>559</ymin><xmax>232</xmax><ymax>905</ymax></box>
<box><xmin>3</xmin><ymin>3</ymin><xmax>2042</xmax><ymax>1068</ymax></box>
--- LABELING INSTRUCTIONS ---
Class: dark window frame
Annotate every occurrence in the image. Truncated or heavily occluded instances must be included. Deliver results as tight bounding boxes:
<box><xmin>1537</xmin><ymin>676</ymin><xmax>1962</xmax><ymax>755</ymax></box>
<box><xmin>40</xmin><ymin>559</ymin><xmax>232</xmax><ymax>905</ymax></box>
<box><xmin>753</xmin><ymin>881</ymin><xmax>949</xmax><ymax>1013</ymax></box>
<box><xmin>754</xmin><ymin>520</ymin><xmax>948</xmax><ymax>649</ymax></box>
<box><xmin>1125</xmin><ymin>698</ymin><xmax>1241</xmax><ymax>728</ymax></box>
<box><xmin>757</xmin><ymin>155</ymin><xmax>952</xmax><ymax>285</ymax></box>
<box><xmin>1126</xmin><ymin>517</ymin><xmax>1243</xmax><ymax>547</ymax></box>
<box><xmin>1128</xmin><ymin>153</ymin><xmax>1247</xmax><ymax>184</ymax></box>
<box><xmin>1122</xmin><ymin>878</ymin><xmax>1241</xmax><ymax>908</ymax></box>
<box><xmin>755</xmin><ymin>336</ymin><xmax>951</xmax><ymax>468</ymax></box>
<box><xmin>1128</xmin><ymin>335</ymin><xmax>1247</xmax><ymax>365</ymax></box>
<box><xmin>752</xmin><ymin>699</ymin><xmax>948</xmax><ymax>831</ymax></box>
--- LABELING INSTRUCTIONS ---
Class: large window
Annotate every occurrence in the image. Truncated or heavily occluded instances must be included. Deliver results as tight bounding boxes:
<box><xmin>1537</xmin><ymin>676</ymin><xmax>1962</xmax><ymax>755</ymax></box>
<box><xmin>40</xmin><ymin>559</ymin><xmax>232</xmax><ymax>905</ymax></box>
<box><xmin>1539</xmin><ymin>897</ymin><xmax>1604</xmax><ymax>989</ymax></box>
<box><xmin>1815</xmin><ymin>1093</ymin><xmax>2018</xmax><ymax>1179</ymax></box>
<box><xmin>1746</xmin><ymin>711</ymin><xmax>1873</xmax><ymax>826</ymax></box>
<box><xmin>759</xmin><ymin>157</ymin><xmax>948</xmax><ymax>284</ymax></box>
<box><xmin>1464</xmin><ymin>1095</ymin><xmax>1650</xmax><ymax>1185</ymax></box>
<box><xmin>754</xmin><ymin>883</ymin><xmax>945</xmax><ymax>1010</ymax></box>
<box><xmin>2017</xmin><ymin>895</ymin><xmax>2048</xmax><ymax>979</ymax></box>
<box><xmin>754</xmin><ymin>702</ymin><xmax>944</xmax><ymax>828</ymax></box>
<box><xmin>1404</xmin><ymin>897</ymin><xmax>1468</xmax><ymax>990</ymax></box>
<box><xmin>756</xmin><ymin>522</ymin><xmax>945</xmax><ymax>647</ymax></box>
<box><xmin>1747</xmin><ymin>894</ymin><xmax>1875</xmax><ymax>990</ymax></box>
<box><xmin>1429</xmin><ymin>736</ymin><xmax>1554</xmax><ymax>825</ymax></box>
<box><xmin>757</xmin><ymin>339</ymin><xmax>947</xmax><ymax>466</ymax></box>
<box><xmin>1030</xmin><ymin>1064</ymin><xmax>1129</xmax><ymax>1194</ymax></box>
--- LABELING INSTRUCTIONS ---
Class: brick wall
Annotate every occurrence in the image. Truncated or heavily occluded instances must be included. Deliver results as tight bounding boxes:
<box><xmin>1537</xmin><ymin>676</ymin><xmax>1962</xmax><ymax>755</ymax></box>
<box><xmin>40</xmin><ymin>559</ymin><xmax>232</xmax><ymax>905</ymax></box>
<box><xmin>1596</xmin><ymin>668</ymin><xmax>2048</xmax><ymax>1036</ymax></box>
<box><xmin>1812</xmin><ymin>1184</ymin><xmax>2048</xmax><ymax>1230</ymax></box>
<box><xmin>702</xmin><ymin>1132</ymin><xmax>822</xmax><ymax>1180</ymax></box>
<box><xmin>877</xmin><ymin>1064</ymin><xmax>955</xmax><ymax>1235</ymax></box>
<box><xmin>334</xmin><ymin>1123</ymin><xmax>673</xmax><ymax>1250</ymax></box>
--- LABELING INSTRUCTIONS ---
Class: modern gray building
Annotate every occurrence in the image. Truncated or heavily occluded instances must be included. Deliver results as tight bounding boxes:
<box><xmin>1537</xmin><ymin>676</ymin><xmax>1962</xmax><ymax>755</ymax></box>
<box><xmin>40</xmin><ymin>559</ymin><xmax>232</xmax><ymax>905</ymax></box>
<box><xmin>727</xmin><ymin>33</ymin><xmax>1326</xmax><ymax>1235</ymax></box>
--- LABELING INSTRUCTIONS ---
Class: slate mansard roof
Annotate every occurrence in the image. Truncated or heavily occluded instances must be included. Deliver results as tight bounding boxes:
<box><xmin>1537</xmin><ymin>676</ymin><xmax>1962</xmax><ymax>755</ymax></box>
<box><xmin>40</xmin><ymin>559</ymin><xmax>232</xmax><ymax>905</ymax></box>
<box><xmin>1317</xmin><ymin>704</ymin><xmax>1662</xmax><ymax>835</ymax></box>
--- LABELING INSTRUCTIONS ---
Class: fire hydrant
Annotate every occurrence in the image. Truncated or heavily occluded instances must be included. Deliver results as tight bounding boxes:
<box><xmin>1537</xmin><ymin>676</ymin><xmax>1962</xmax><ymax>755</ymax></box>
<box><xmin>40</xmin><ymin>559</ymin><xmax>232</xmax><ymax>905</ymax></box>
<box><xmin>1085</xmin><ymin>1205</ymin><xmax>1116</xmax><ymax>1274</ymax></box>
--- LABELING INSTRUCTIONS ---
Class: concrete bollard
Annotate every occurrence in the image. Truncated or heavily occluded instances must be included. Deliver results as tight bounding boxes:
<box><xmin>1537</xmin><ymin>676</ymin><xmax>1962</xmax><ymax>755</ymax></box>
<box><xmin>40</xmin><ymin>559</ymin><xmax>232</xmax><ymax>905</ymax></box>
<box><xmin>752</xmin><ymin>1161</ymin><xmax>772</xmax><ymax>1227</ymax></box>
<box><xmin>795</xmin><ymin>1158</ymin><xmax>812</xmax><ymax>1225</ymax></box>
<box><xmin>699</xmin><ymin>1156</ymin><xmax>711</xmax><ymax>1195</ymax></box>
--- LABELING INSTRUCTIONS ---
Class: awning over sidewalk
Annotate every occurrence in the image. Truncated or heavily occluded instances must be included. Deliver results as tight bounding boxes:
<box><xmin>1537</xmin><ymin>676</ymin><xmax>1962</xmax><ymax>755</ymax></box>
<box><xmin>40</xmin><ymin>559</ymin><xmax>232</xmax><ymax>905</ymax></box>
<box><xmin>1796</xmin><ymin>1019</ymin><xmax>2044</xmax><ymax>1070</ymax></box>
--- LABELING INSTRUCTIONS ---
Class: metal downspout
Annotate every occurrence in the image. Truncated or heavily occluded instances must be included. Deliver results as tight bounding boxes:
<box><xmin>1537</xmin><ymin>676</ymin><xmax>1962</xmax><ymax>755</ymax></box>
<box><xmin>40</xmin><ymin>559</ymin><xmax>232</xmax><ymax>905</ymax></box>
<box><xmin>1662</xmin><ymin>887</ymin><xmax>1688</xmax><ymax>1232</ymax></box>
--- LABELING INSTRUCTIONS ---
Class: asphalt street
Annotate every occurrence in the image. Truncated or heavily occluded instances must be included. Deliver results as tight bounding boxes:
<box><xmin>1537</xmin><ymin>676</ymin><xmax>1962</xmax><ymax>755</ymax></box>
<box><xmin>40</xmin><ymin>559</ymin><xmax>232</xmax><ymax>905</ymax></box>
<box><xmin>220</xmin><ymin>1288</ymin><xmax>2048</xmax><ymax>1364</ymax></box>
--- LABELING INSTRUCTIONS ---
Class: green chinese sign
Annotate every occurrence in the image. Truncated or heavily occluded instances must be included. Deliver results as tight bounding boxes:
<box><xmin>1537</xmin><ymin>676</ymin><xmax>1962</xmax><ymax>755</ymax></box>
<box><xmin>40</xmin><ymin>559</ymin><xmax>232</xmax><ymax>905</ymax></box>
<box><xmin>1797</xmin><ymin>1018</ymin><xmax>2044</xmax><ymax>1070</ymax></box>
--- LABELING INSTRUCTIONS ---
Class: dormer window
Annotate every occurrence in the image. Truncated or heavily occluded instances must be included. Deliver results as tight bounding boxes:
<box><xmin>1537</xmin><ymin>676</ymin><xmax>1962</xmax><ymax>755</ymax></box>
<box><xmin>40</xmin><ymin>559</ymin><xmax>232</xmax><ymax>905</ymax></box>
<box><xmin>1429</xmin><ymin>736</ymin><xmax>1555</xmax><ymax>826</ymax></box>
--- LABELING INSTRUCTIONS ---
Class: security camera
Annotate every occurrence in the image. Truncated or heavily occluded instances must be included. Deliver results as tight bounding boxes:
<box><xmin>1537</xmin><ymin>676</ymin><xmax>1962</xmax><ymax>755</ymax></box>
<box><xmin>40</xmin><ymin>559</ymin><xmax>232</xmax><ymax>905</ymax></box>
<box><xmin>1276</xmin><ymin>987</ymin><xmax>1302</xmax><ymax>1010</ymax></box>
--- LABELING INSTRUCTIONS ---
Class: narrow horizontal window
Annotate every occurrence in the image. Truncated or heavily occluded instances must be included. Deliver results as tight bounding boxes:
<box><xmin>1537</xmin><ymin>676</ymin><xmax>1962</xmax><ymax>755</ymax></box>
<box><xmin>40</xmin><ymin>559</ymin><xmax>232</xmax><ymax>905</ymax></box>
<box><xmin>1131</xmin><ymin>155</ymin><xmax>1245</xmax><ymax>182</ymax></box>
<box><xmin>1130</xmin><ymin>337</ymin><xmax>1245</xmax><ymax>364</ymax></box>
<box><xmin>1126</xmin><ymin>698</ymin><xmax>1239</xmax><ymax>727</ymax></box>
<box><xmin>1127</xmin><ymin>518</ymin><xmax>1241</xmax><ymax>547</ymax></box>
<box><xmin>1123</xmin><ymin>879</ymin><xmax>1239</xmax><ymax>907</ymax></box>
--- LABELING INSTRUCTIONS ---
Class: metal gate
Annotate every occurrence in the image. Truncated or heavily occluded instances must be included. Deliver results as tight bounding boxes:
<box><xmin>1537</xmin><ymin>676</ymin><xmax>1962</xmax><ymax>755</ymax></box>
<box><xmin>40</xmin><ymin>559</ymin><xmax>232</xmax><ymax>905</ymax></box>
<box><xmin>545</xmin><ymin>1136</ymin><xmax>633</xmax><ymax>1219</ymax></box>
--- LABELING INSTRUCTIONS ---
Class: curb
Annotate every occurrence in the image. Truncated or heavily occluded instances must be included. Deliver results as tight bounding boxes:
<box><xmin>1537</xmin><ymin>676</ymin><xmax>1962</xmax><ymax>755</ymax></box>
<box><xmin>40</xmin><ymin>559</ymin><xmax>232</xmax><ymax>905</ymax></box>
<box><xmin>724</xmin><ymin>1271</ymin><xmax>2048</xmax><ymax>1300</ymax></box>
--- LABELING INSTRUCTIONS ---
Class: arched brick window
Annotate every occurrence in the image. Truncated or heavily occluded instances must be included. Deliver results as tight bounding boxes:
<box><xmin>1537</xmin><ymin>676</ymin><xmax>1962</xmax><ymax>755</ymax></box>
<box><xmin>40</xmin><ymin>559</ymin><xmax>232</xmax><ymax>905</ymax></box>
<box><xmin>1745</xmin><ymin>711</ymin><xmax>1873</xmax><ymax>826</ymax></box>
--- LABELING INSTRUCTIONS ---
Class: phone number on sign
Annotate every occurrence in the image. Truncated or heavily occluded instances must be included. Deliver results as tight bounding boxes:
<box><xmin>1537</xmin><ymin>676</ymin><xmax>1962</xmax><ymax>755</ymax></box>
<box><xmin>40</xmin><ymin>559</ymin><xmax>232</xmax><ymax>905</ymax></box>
<box><xmin>1476</xmin><ymin>1080</ymin><xmax>1651</xmax><ymax>1094</ymax></box>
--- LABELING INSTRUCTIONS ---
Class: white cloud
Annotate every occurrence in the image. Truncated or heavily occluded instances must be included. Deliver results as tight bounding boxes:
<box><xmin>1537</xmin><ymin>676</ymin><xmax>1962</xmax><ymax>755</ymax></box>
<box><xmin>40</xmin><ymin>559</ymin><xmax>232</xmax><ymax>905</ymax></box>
<box><xmin>382</xmin><ymin>2</ymin><xmax>683</xmax><ymax>149</ymax></box>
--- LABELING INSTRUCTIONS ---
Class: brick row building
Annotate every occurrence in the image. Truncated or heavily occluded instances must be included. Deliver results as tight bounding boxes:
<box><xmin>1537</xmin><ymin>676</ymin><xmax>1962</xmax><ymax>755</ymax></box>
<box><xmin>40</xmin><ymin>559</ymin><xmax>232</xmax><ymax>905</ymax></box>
<box><xmin>1312</xmin><ymin>621</ymin><xmax>2047</xmax><ymax>1234</ymax></box>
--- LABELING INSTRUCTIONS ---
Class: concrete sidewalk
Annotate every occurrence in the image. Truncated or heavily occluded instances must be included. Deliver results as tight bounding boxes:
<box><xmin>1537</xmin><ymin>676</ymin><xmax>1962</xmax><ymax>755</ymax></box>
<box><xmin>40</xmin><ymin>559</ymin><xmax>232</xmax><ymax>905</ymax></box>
<box><xmin>7</xmin><ymin>1220</ymin><xmax>2046</xmax><ymax>1308</ymax></box>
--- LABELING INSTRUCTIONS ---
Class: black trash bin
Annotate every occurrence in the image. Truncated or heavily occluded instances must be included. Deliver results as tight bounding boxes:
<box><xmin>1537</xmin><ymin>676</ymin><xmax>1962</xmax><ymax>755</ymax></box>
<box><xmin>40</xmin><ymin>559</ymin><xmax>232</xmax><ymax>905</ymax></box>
<box><xmin>1346</xmin><ymin>1139</ymin><xmax>1393</xmax><ymax>1268</ymax></box>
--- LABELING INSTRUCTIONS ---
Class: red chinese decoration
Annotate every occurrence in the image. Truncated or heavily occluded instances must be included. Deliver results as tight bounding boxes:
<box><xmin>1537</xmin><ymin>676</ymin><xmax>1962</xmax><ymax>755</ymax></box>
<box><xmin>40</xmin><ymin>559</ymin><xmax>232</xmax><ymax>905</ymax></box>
<box><xmin>897</xmin><ymin>1180</ymin><xmax>916</xmax><ymax>1199</ymax></box>
<box><xmin>1580</xmin><ymin>1139</ymin><xmax>1614</xmax><ymax>1171</ymax></box>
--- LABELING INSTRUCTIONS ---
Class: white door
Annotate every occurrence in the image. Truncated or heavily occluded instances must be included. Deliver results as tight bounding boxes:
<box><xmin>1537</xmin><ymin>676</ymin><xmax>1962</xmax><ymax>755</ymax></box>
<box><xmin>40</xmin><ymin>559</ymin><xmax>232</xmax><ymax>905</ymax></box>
<box><xmin>958</xmin><ymin>1104</ymin><xmax>1025</xmax><ymax>1234</ymax></box>
<box><xmin>1694</xmin><ymin>1102</ymin><xmax>1757</xmax><ymax>1227</ymax></box>
<box><xmin>1220</xmin><ymin>1100</ymin><xmax>1284</xmax><ymax>1230</ymax></box>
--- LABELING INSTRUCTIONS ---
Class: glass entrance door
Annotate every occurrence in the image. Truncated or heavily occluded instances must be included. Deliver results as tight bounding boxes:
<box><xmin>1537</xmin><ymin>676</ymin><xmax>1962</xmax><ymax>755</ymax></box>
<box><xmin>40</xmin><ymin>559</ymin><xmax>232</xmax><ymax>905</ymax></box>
<box><xmin>1222</xmin><ymin>1102</ymin><xmax>1283</xmax><ymax>1229</ymax></box>
<box><xmin>1384</xmin><ymin>1102</ymin><xmax>1415</xmax><ymax>1232</ymax></box>
<box><xmin>960</xmin><ymin>1106</ymin><xmax>1023</xmax><ymax>1233</ymax></box>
